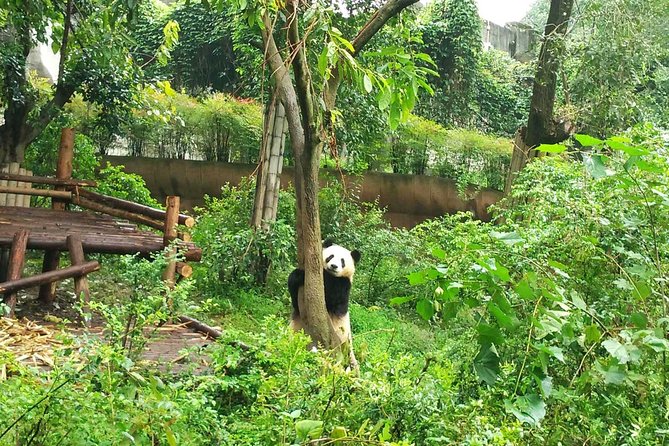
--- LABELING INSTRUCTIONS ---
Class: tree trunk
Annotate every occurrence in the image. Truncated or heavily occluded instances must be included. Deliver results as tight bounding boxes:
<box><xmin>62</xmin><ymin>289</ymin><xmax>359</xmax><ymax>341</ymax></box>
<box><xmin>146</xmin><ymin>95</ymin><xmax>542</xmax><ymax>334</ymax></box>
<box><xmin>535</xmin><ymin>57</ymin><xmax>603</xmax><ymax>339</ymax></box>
<box><xmin>252</xmin><ymin>91</ymin><xmax>287</xmax><ymax>229</ymax></box>
<box><xmin>504</xmin><ymin>0</ymin><xmax>575</xmax><ymax>194</ymax></box>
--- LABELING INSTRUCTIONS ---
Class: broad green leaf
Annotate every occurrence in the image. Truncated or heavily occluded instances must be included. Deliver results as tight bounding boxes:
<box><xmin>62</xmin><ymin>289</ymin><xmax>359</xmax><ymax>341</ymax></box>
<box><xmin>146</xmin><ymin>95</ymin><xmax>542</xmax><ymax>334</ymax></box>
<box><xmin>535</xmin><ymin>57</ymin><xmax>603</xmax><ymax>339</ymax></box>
<box><xmin>633</xmin><ymin>281</ymin><xmax>651</xmax><ymax>300</ymax></box>
<box><xmin>407</xmin><ymin>271</ymin><xmax>427</xmax><ymax>286</ymax></box>
<box><xmin>629</xmin><ymin>312</ymin><xmax>648</xmax><ymax>328</ymax></box>
<box><xmin>584</xmin><ymin>324</ymin><xmax>601</xmax><ymax>343</ymax></box>
<box><xmin>536</xmin><ymin>143</ymin><xmax>567</xmax><ymax>154</ymax></box>
<box><xmin>515</xmin><ymin>279</ymin><xmax>534</xmax><ymax>300</ymax></box>
<box><xmin>389</xmin><ymin>296</ymin><xmax>413</xmax><ymax>306</ymax></box>
<box><xmin>574</xmin><ymin>134</ymin><xmax>604</xmax><ymax>147</ymax></box>
<box><xmin>431</xmin><ymin>247</ymin><xmax>446</xmax><ymax>260</ymax></box>
<box><xmin>295</xmin><ymin>420</ymin><xmax>323</xmax><ymax>441</ymax></box>
<box><xmin>641</xmin><ymin>334</ymin><xmax>669</xmax><ymax>352</ymax></box>
<box><xmin>606</xmin><ymin>139</ymin><xmax>650</xmax><ymax>156</ymax></box>
<box><xmin>548</xmin><ymin>260</ymin><xmax>570</xmax><ymax>279</ymax></box>
<box><xmin>583</xmin><ymin>153</ymin><xmax>608</xmax><ymax>179</ymax></box>
<box><xmin>538</xmin><ymin>375</ymin><xmax>553</xmax><ymax>398</ymax></box>
<box><xmin>416</xmin><ymin>299</ymin><xmax>435</xmax><ymax>320</ymax></box>
<box><xmin>504</xmin><ymin>394</ymin><xmax>546</xmax><ymax>426</ymax></box>
<box><xmin>377</xmin><ymin>87</ymin><xmax>391</xmax><ymax>110</ymax></box>
<box><xmin>318</xmin><ymin>45</ymin><xmax>328</xmax><ymax>78</ymax></box>
<box><xmin>477</xmin><ymin>323</ymin><xmax>504</xmax><ymax>345</ymax></box>
<box><xmin>602</xmin><ymin>338</ymin><xmax>640</xmax><ymax>364</ymax></box>
<box><xmin>331</xmin><ymin>426</ymin><xmax>347</xmax><ymax>439</ymax></box>
<box><xmin>488</xmin><ymin>302</ymin><xmax>517</xmax><ymax>331</ymax></box>
<box><xmin>602</xmin><ymin>365</ymin><xmax>626</xmax><ymax>385</ymax></box>
<box><xmin>363</xmin><ymin>74</ymin><xmax>373</xmax><ymax>93</ymax></box>
<box><xmin>473</xmin><ymin>343</ymin><xmax>499</xmax><ymax>385</ymax></box>
<box><xmin>490</xmin><ymin>231</ymin><xmax>524</xmax><ymax>246</ymax></box>
<box><xmin>570</xmin><ymin>293</ymin><xmax>587</xmax><ymax>310</ymax></box>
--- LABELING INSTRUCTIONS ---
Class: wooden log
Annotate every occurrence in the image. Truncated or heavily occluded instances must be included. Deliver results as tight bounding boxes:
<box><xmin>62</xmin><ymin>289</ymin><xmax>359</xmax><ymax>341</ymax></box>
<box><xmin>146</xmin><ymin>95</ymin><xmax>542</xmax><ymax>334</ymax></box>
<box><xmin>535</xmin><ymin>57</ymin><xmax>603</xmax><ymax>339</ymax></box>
<box><xmin>71</xmin><ymin>196</ymin><xmax>165</xmax><ymax>230</ymax></box>
<box><xmin>66</xmin><ymin>235</ymin><xmax>91</xmax><ymax>310</ymax></box>
<box><xmin>0</xmin><ymin>232</ymin><xmax>203</xmax><ymax>262</ymax></box>
<box><xmin>162</xmin><ymin>196</ymin><xmax>180</xmax><ymax>296</ymax></box>
<box><xmin>0</xmin><ymin>172</ymin><xmax>96</xmax><ymax>187</ymax></box>
<box><xmin>6</xmin><ymin>162</ymin><xmax>19</xmax><ymax>207</ymax></box>
<box><xmin>0</xmin><ymin>261</ymin><xmax>100</xmax><ymax>294</ymax></box>
<box><xmin>0</xmin><ymin>186</ymin><xmax>72</xmax><ymax>200</ymax></box>
<box><xmin>3</xmin><ymin>229</ymin><xmax>29</xmax><ymax>317</ymax></box>
<box><xmin>75</xmin><ymin>189</ymin><xmax>195</xmax><ymax>228</ymax></box>
<box><xmin>163</xmin><ymin>196</ymin><xmax>180</xmax><ymax>245</ymax></box>
<box><xmin>40</xmin><ymin>128</ymin><xmax>74</xmax><ymax>303</ymax></box>
<box><xmin>176</xmin><ymin>262</ymin><xmax>193</xmax><ymax>278</ymax></box>
<box><xmin>178</xmin><ymin>315</ymin><xmax>251</xmax><ymax>351</ymax></box>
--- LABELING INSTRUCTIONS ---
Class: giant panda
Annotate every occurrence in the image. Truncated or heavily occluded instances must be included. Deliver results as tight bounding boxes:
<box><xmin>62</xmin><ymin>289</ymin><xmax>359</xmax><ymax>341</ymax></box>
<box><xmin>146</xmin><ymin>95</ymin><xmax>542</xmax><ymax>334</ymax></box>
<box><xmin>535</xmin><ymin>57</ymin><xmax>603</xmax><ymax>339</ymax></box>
<box><xmin>288</xmin><ymin>240</ymin><xmax>361</xmax><ymax>355</ymax></box>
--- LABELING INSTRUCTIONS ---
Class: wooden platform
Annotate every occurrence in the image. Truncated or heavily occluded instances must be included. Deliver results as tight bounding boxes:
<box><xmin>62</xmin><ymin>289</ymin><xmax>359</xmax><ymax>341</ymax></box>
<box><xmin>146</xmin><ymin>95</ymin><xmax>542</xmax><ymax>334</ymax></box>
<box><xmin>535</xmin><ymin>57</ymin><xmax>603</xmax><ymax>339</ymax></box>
<box><xmin>0</xmin><ymin>206</ymin><xmax>201</xmax><ymax>261</ymax></box>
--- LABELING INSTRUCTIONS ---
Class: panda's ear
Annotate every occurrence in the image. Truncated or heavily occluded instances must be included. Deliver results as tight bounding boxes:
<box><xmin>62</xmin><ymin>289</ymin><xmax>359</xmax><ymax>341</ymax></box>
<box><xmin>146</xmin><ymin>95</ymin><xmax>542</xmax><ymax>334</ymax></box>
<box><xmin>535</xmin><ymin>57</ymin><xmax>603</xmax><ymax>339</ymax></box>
<box><xmin>323</xmin><ymin>239</ymin><xmax>334</xmax><ymax>248</ymax></box>
<box><xmin>351</xmin><ymin>250</ymin><xmax>361</xmax><ymax>263</ymax></box>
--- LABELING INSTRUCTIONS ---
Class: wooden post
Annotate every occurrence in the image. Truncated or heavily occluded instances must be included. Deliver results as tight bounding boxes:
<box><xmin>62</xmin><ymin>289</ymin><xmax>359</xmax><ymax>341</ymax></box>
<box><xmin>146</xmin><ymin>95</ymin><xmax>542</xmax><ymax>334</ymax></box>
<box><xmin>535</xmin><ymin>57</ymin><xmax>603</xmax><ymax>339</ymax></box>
<box><xmin>39</xmin><ymin>128</ymin><xmax>75</xmax><ymax>304</ymax></box>
<box><xmin>162</xmin><ymin>196</ymin><xmax>180</xmax><ymax>290</ymax></box>
<box><xmin>3</xmin><ymin>230</ymin><xmax>29</xmax><ymax>318</ymax></box>
<box><xmin>66</xmin><ymin>235</ymin><xmax>91</xmax><ymax>320</ymax></box>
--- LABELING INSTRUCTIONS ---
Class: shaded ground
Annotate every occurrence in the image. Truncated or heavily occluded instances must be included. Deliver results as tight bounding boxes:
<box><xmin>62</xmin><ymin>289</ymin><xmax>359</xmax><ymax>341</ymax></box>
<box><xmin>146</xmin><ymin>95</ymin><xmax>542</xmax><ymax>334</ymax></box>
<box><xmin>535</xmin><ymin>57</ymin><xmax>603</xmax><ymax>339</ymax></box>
<box><xmin>4</xmin><ymin>286</ymin><xmax>214</xmax><ymax>373</ymax></box>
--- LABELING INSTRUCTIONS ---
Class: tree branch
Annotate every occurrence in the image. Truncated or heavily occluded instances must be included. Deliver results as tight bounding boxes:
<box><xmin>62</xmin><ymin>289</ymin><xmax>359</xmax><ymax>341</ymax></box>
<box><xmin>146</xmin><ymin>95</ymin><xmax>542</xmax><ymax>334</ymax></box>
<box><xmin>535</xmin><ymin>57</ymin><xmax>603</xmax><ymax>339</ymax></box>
<box><xmin>324</xmin><ymin>0</ymin><xmax>419</xmax><ymax>108</ymax></box>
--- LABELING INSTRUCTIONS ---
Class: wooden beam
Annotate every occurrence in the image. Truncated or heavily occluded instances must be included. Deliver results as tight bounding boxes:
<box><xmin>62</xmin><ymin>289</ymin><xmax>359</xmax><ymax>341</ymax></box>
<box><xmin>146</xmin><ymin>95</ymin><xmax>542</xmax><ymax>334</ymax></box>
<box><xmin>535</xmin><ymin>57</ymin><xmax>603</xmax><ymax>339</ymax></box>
<box><xmin>66</xmin><ymin>235</ymin><xmax>91</xmax><ymax>311</ymax></box>
<box><xmin>0</xmin><ymin>261</ymin><xmax>100</xmax><ymax>294</ymax></box>
<box><xmin>0</xmin><ymin>172</ymin><xmax>96</xmax><ymax>187</ymax></box>
<box><xmin>0</xmin><ymin>185</ymin><xmax>72</xmax><ymax>200</ymax></box>
<box><xmin>71</xmin><ymin>195</ymin><xmax>165</xmax><ymax>230</ymax></box>
<box><xmin>76</xmin><ymin>189</ymin><xmax>194</xmax><ymax>228</ymax></box>
<box><xmin>3</xmin><ymin>229</ymin><xmax>29</xmax><ymax>317</ymax></box>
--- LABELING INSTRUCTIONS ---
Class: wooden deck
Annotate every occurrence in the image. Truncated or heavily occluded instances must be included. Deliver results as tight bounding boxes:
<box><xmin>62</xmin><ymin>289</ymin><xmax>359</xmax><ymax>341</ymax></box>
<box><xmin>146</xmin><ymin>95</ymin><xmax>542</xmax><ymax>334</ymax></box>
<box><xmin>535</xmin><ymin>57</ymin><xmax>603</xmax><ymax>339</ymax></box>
<box><xmin>0</xmin><ymin>206</ymin><xmax>201</xmax><ymax>261</ymax></box>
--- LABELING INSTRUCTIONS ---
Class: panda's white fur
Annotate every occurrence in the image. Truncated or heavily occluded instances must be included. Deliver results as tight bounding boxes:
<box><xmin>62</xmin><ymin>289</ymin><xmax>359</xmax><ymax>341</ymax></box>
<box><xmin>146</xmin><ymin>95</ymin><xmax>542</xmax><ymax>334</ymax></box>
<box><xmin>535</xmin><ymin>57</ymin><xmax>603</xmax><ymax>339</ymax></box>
<box><xmin>288</xmin><ymin>241</ymin><xmax>360</xmax><ymax>365</ymax></box>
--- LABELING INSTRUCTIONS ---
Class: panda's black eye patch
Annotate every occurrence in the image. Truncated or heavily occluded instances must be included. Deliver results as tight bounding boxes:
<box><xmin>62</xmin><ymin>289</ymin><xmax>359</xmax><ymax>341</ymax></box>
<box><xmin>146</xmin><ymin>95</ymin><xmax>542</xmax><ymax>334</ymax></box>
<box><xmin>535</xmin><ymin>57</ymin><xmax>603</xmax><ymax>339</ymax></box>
<box><xmin>325</xmin><ymin>254</ymin><xmax>334</xmax><ymax>263</ymax></box>
<box><xmin>341</xmin><ymin>258</ymin><xmax>346</xmax><ymax>268</ymax></box>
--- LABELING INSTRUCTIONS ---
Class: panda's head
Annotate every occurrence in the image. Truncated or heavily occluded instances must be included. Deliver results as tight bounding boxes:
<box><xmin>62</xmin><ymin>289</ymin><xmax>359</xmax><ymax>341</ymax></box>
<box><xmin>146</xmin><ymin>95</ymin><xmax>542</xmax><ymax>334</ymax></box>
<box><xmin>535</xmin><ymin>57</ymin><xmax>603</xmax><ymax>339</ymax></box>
<box><xmin>322</xmin><ymin>240</ymin><xmax>361</xmax><ymax>280</ymax></box>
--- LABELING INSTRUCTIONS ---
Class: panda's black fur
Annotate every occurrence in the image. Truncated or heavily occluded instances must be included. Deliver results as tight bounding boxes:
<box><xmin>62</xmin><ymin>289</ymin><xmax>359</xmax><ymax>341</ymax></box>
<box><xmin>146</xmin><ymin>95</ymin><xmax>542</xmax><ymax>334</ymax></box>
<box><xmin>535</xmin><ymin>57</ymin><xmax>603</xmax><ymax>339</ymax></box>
<box><xmin>287</xmin><ymin>240</ymin><xmax>361</xmax><ymax>329</ymax></box>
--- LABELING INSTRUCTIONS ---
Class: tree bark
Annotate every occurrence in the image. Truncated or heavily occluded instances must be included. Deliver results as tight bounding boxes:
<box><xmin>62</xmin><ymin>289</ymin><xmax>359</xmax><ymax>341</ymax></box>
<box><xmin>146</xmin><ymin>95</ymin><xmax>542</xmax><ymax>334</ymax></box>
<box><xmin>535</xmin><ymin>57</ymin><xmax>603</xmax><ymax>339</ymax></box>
<box><xmin>260</xmin><ymin>0</ymin><xmax>419</xmax><ymax>353</ymax></box>
<box><xmin>504</xmin><ymin>0</ymin><xmax>575</xmax><ymax>194</ymax></box>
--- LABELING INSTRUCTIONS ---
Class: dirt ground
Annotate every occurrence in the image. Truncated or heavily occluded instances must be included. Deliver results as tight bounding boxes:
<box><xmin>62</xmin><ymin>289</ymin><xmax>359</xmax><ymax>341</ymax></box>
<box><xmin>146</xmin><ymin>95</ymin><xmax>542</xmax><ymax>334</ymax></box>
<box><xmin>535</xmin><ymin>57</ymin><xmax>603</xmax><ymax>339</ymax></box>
<box><xmin>4</xmin><ymin>287</ymin><xmax>214</xmax><ymax>374</ymax></box>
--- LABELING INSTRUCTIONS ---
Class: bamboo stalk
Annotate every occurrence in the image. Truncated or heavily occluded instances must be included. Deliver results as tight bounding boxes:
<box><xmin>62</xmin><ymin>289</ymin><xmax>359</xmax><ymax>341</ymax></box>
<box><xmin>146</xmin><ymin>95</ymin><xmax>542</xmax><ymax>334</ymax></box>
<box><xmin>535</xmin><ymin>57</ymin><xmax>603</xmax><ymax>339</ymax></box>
<box><xmin>0</xmin><ymin>261</ymin><xmax>100</xmax><ymax>294</ymax></box>
<box><xmin>0</xmin><ymin>186</ymin><xmax>72</xmax><ymax>200</ymax></box>
<box><xmin>76</xmin><ymin>188</ymin><xmax>195</xmax><ymax>227</ymax></box>
<box><xmin>0</xmin><ymin>172</ymin><xmax>96</xmax><ymax>187</ymax></box>
<box><xmin>3</xmin><ymin>229</ymin><xmax>29</xmax><ymax>317</ymax></box>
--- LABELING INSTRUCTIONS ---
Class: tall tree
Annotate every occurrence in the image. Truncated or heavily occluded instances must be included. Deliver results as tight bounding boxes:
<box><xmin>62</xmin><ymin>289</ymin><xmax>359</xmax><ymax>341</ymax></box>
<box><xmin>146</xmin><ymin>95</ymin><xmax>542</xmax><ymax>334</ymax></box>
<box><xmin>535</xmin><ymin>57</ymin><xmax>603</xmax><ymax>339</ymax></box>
<box><xmin>0</xmin><ymin>0</ymin><xmax>161</xmax><ymax>163</ymax></box>
<box><xmin>504</xmin><ymin>0</ymin><xmax>574</xmax><ymax>194</ymax></box>
<box><xmin>222</xmin><ymin>0</ymin><xmax>434</xmax><ymax>355</ymax></box>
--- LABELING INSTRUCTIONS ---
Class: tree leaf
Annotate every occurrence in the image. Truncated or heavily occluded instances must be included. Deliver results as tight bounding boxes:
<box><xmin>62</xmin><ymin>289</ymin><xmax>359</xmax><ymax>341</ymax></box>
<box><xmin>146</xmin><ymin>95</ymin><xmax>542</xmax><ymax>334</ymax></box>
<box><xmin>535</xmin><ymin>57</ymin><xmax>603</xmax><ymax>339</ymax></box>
<box><xmin>363</xmin><ymin>74</ymin><xmax>373</xmax><ymax>93</ymax></box>
<box><xmin>574</xmin><ymin>134</ymin><xmax>603</xmax><ymax>147</ymax></box>
<box><xmin>505</xmin><ymin>394</ymin><xmax>546</xmax><ymax>426</ymax></box>
<box><xmin>583</xmin><ymin>153</ymin><xmax>608</xmax><ymax>179</ymax></box>
<box><xmin>416</xmin><ymin>299</ymin><xmax>435</xmax><ymax>320</ymax></box>
<box><xmin>389</xmin><ymin>296</ymin><xmax>413</xmax><ymax>306</ymax></box>
<box><xmin>474</xmin><ymin>343</ymin><xmax>500</xmax><ymax>385</ymax></box>
<box><xmin>536</xmin><ymin>143</ymin><xmax>567</xmax><ymax>153</ymax></box>
<box><xmin>295</xmin><ymin>420</ymin><xmax>323</xmax><ymax>441</ymax></box>
<box><xmin>490</xmin><ymin>231</ymin><xmax>524</xmax><ymax>246</ymax></box>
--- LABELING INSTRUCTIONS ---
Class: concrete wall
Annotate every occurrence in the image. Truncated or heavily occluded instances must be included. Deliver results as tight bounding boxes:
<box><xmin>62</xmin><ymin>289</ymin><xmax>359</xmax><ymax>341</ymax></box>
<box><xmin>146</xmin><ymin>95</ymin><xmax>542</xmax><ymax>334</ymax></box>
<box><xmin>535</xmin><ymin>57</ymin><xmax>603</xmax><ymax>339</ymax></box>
<box><xmin>105</xmin><ymin>156</ymin><xmax>503</xmax><ymax>228</ymax></box>
<box><xmin>482</xmin><ymin>20</ymin><xmax>536</xmax><ymax>62</ymax></box>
